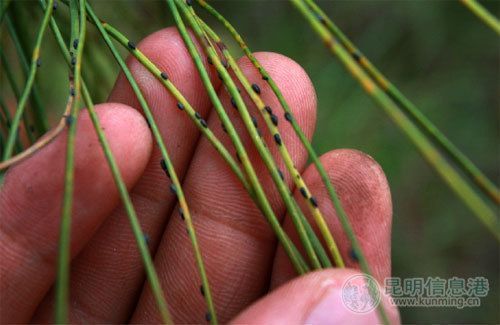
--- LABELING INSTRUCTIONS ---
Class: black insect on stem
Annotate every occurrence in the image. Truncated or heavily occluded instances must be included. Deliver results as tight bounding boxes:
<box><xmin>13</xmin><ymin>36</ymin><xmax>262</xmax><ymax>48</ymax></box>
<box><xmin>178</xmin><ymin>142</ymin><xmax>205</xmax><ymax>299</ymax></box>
<box><xmin>230</xmin><ymin>97</ymin><xmax>237</xmax><ymax>109</ymax></box>
<box><xmin>177</xmin><ymin>102</ymin><xmax>185</xmax><ymax>110</ymax></box>
<box><xmin>264</xmin><ymin>105</ymin><xmax>273</xmax><ymax>114</ymax></box>
<box><xmin>270</xmin><ymin>114</ymin><xmax>278</xmax><ymax>126</ymax></box>
<box><xmin>251</xmin><ymin>83</ymin><xmax>261</xmax><ymax>94</ymax></box>
<box><xmin>73</xmin><ymin>38</ymin><xmax>79</xmax><ymax>50</ymax></box>
<box><xmin>170</xmin><ymin>184</ymin><xmax>177</xmax><ymax>195</ymax></box>
<box><xmin>278</xmin><ymin>169</ymin><xmax>285</xmax><ymax>181</ymax></box>
<box><xmin>179</xmin><ymin>207</ymin><xmax>185</xmax><ymax>220</ymax></box>
<box><xmin>273</xmin><ymin>133</ymin><xmax>282</xmax><ymax>146</ymax></box>
<box><xmin>251</xmin><ymin>115</ymin><xmax>258</xmax><ymax>128</ymax></box>
<box><xmin>299</xmin><ymin>187</ymin><xmax>308</xmax><ymax>198</ymax></box>
<box><xmin>284</xmin><ymin>112</ymin><xmax>293</xmax><ymax>122</ymax></box>
<box><xmin>310</xmin><ymin>196</ymin><xmax>318</xmax><ymax>208</ymax></box>
<box><xmin>70</xmin><ymin>88</ymin><xmax>75</xmax><ymax>97</ymax></box>
<box><xmin>65</xmin><ymin>115</ymin><xmax>74</xmax><ymax>127</ymax></box>
<box><xmin>200</xmin><ymin>119</ymin><xmax>208</xmax><ymax>128</ymax></box>
<box><xmin>71</xmin><ymin>57</ymin><xmax>76</xmax><ymax>66</ymax></box>
<box><xmin>195</xmin><ymin>112</ymin><xmax>202</xmax><ymax>119</ymax></box>
<box><xmin>36</xmin><ymin>58</ymin><xmax>42</xmax><ymax>67</ymax></box>
<box><xmin>160</xmin><ymin>72</ymin><xmax>168</xmax><ymax>80</ymax></box>
<box><xmin>349</xmin><ymin>248</ymin><xmax>359</xmax><ymax>262</ymax></box>
<box><xmin>127</xmin><ymin>41</ymin><xmax>136</xmax><ymax>50</ymax></box>
<box><xmin>200</xmin><ymin>285</ymin><xmax>205</xmax><ymax>296</ymax></box>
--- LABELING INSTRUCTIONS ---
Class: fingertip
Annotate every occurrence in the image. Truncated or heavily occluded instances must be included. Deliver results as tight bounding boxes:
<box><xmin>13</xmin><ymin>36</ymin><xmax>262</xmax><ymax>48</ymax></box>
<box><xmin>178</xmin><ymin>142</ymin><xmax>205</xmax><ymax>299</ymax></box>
<box><xmin>232</xmin><ymin>268</ymin><xmax>400</xmax><ymax>325</ymax></box>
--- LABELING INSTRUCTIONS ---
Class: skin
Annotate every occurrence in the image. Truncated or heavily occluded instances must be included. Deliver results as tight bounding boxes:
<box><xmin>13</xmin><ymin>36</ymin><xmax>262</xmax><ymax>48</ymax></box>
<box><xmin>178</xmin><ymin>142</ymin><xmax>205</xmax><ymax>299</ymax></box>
<box><xmin>0</xmin><ymin>28</ymin><xmax>400</xmax><ymax>324</ymax></box>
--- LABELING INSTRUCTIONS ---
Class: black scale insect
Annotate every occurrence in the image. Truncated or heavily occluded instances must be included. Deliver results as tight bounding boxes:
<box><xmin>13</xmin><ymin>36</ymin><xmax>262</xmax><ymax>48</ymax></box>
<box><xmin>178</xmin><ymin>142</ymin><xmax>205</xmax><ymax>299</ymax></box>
<box><xmin>65</xmin><ymin>115</ymin><xmax>74</xmax><ymax>127</ymax></box>
<box><xmin>251</xmin><ymin>83</ymin><xmax>261</xmax><ymax>94</ymax></box>
<box><xmin>36</xmin><ymin>58</ymin><xmax>42</xmax><ymax>67</ymax></box>
<box><xmin>70</xmin><ymin>88</ymin><xmax>75</xmax><ymax>97</ymax></box>
<box><xmin>73</xmin><ymin>38</ymin><xmax>79</xmax><ymax>50</ymax></box>
<box><xmin>160</xmin><ymin>159</ymin><xmax>170</xmax><ymax>178</ymax></box>
<box><xmin>177</xmin><ymin>102</ymin><xmax>185</xmax><ymax>111</ymax></box>
<box><xmin>270</xmin><ymin>114</ymin><xmax>278</xmax><ymax>126</ymax></box>
<box><xmin>251</xmin><ymin>116</ymin><xmax>258</xmax><ymax>128</ymax></box>
<box><xmin>262</xmin><ymin>75</ymin><xmax>269</xmax><ymax>81</ymax></box>
<box><xmin>230</xmin><ymin>97</ymin><xmax>237</xmax><ymax>109</ymax></box>
<box><xmin>352</xmin><ymin>51</ymin><xmax>362</xmax><ymax>62</ymax></box>
<box><xmin>169</xmin><ymin>184</ymin><xmax>177</xmax><ymax>195</ymax></box>
<box><xmin>299</xmin><ymin>187</ymin><xmax>308</xmax><ymax>198</ymax></box>
<box><xmin>160</xmin><ymin>72</ymin><xmax>168</xmax><ymax>80</ymax></box>
<box><xmin>200</xmin><ymin>119</ymin><xmax>208</xmax><ymax>128</ymax></box>
<box><xmin>284</xmin><ymin>112</ymin><xmax>293</xmax><ymax>122</ymax></box>
<box><xmin>273</xmin><ymin>133</ymin><xmax>282</xmax><ymax>146</ymax></box>
<box><xmin>278</xmin><ymin>169</ymin><xmax>285</xmax><ymax>181</ymax></box>
<box><xmin>127</xmin><ymin>41</ymin><xmax>136</xmax><ymax>50</ymax></box>
<box><xmin>310</xmin><ymin>196</ymin><xmax>318</xmax><ymax>208</ymax></box>
<box><xmin>195</xmin><ymin>112</ymin><xmax>202</xmax><ymax>119</ymax></box>
<box><xmin>200</xmin><ymin>285</ymin><xmax>205</xmax><ymax>297</ymax></box>
<box><xmin>264</xmin><ymin>105</ymin><xmax>272</xmax><ymax>114</ymax></box>
<box><xmin>349</xmin><ymin>248</ymin><xmax>359</xmax><ymax>262</ymax></box>
<box><xmin>71</xmin><ymin>57</ymin><xmax>76</xmax><ymax>66</ymax></box>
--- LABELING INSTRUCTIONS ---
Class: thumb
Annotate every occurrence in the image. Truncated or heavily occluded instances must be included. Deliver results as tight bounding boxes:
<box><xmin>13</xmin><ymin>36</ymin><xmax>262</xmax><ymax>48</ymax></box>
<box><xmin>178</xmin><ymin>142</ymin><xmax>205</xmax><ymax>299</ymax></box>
<box><xmin>231</xmin><ymin>269</ymin><xmax>400</xmax><ymax>324</ymax></box>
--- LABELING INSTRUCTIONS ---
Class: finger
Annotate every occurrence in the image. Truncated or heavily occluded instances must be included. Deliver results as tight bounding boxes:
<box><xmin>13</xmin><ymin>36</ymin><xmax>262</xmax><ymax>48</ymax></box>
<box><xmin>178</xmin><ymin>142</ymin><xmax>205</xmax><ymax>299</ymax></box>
<box><xmin>0</xmin><ymin>103</ymin><xmax>152</xmax><ymax>323</ymax></box>
<box><xmin>32</xmin><ymin>28</ymin><xmax>220</xmax><ymax>323</ymax></box>
<box><xmin>231</xmin><ymin>268</ymin><xmax>400</xmax><ymax>324</ymax></box>
<box><xmin>272</xmin><ymin>149</ymin><xmax>393</xmax><ymax>287</ymax></box>
<box><xmin>131</xmin><ymin>52</ymin><xmax>317</xmax><ymax>323</ymax></box>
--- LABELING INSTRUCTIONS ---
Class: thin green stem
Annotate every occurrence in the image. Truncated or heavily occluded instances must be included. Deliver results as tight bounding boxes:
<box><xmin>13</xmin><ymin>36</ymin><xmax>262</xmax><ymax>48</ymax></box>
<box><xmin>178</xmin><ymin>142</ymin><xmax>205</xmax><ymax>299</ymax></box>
<box><xmin>86</xmin><ymin>2</ymin><xmax>208</xmax><ymax>322</ymax></box>
<box><xmin>2</xmin><ymin>3</ymin><xmax>53</xmax><ymax>160</ymax></box>
<box><xmin>304</xmin><ymin>0</ymin><xmax>500</xmax><ymax>205</ymax></box>
<box><xmin>461</xmin><ymin>0</ymin><xmax>500</xmax><ymax>35</ymax></box>
<box><xmin>55</xmin><ymin>0</ymin><xmax>82</xmax><ymax>321</ymax></box>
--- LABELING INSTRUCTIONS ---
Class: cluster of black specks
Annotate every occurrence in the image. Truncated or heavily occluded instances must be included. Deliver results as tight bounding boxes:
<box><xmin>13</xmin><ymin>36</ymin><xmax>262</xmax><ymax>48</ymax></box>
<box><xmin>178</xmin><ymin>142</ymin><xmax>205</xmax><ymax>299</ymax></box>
<box><xmin>284</xmin><ymin>112</ymin><xmax>293</xmax><ymax>122</ymax></box>
<box><xmin>299</xmin><ymin>187</ymin><xmax>308</xmax><ymax>198</ymax></box>
<box><xmin>230</xmin><ymin>97</ymin><xmax>237</xmax><ymax>109</ymax></box>
<box><xmin>310</xmin><ymin>196</ymin><xmax>318</xmax><ymax>208</ymax></box>
<box><xmin>169</xmin><ymin>184</ymin><xmax>177</xmax><ymax>195</ymax></box>
<box><xmin>264</xmin><ymin>106</ymin><xmax>272</xmax><ymax>114</ymax></box>
<box><xmin>177</xmin><ymin>102</ymin><xmax>185</xmax><ymax>111</ymax></box>
<box><xmin>73</xmin><ymin>38</ymin><xmax>79</xmax><ymax>50</ymax></box>
<box><xmin>53</xmin><ymin>1</ymin><xmax>58</xmax><ymax>10</ymax></box>
<box><xmin>160</xmin><ymin>72</ymin><xmax>168</xmax><ymax>80</ymax></box>
<box><xmin>349</xmin><ymin>248</ymin><xmax>359</xmax><ymax>262</ymax></box>
<box><xmin>160</xmin><ymin>159</ymin><xmax>170</xmax><ymax>178</ymax></box>
<box><xmin>205</xmin><ymin>312</ymin><xmax>212</xmax><ymax>322</ymax></box>
<box><xmin>270</xmin><ymin>113</ymin><xmax>278</xmax><ymax>126</ymax></box>
<box><xmin>200</xmin><ymin>285</ymin><xmax>205</xmax><ymax>297</ymax></box>
<box><xmin>179</xmin><ymin>207</ymin><xmax>185</xmax><ymax>220</ymax></box>
<box><xmin>278</xmin><ymin>169</ymin><xmax>284</xmax><ymax>181</ymax></box>
<box><xmin>70</xmin><ymin>88</ymin><xmax>75</xmax><ymax>97</ymax></box>
<box><xmin>273</xmin><ymin>133</ymin><xmax>282</xmax><ymax>146</ymax></box>
<box><xmin>36</xmin><ymin>58</ymin><xmax>42</xmax><ymax>67</ymax></box>
<box><xmin>127</xmin><ymin>41</ymin><xmax>136</xmax><ymax>50</ymax></box>
<box><xmin>251</xmin><ymin>83</ymin><xmax>261</xmax><ymax>94</ymax></box>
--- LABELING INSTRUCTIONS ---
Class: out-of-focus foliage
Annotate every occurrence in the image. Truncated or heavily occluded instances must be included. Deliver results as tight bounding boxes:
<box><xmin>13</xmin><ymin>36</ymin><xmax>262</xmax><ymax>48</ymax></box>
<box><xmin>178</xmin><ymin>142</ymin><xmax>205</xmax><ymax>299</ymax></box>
<box><xmin>1</xmin><ymin>1</ymin><xmax>498</xmax><ymax>323</ymax></box>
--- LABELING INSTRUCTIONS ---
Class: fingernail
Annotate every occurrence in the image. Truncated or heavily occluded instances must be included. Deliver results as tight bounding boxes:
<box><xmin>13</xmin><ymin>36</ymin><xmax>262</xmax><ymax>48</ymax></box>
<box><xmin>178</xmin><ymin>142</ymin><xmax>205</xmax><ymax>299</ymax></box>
<box><xmin>305</xmin><ymin>287</ymin><xmax>386</xmax><ymax>325</ymax></box>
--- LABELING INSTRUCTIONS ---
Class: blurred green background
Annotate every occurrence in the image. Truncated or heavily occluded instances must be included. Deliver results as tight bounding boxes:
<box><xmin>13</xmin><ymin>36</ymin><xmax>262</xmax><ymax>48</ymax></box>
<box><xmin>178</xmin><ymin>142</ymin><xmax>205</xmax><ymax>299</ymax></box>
<box><xmin>2</xmin><ymin>0</ymin><xmax>499</xmax><ymax>323</ymax></box>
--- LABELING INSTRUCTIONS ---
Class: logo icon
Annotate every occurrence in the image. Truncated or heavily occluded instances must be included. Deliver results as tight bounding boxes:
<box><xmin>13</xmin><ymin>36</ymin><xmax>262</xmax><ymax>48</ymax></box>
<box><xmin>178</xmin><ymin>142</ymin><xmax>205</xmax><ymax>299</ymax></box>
<box><xmin>342</xmin><ymin>274</ymin><xmax>381</xmax><ymax>313</ymax></box>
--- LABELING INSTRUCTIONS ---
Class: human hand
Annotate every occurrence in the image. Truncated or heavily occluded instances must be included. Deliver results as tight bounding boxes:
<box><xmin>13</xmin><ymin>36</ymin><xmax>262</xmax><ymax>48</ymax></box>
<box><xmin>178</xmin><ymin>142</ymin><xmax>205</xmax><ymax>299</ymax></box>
<box><xmin>0</xmin><ymin>28</ymin><xmax>400</xmax><ymax>324</ymax></box>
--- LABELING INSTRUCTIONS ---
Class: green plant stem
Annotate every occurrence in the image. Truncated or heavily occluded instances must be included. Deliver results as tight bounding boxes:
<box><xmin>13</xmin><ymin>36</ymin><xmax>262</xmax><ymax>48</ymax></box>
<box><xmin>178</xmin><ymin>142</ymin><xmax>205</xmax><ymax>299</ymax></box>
<box><xmin>40</xmin><ymin>1</ymin><xmax>173</xmax><ymax>322</ymax></box>
<box><xmin>291</xmin><ymin>0</ymin><xmax>499</xmax><ymax>239</ymax></box>
<box><xmin>54</xmin><ymin>0</ymin><xmax>82</xmax><ymax>322</ymax></box>
<box><xmin>86</xmin><ymin>2</ymin><xmax>212</xmax><ymax>322</ymax></box>
<box><xmin>304</xmin><ymin>0</ymin><xmax>500</xmax><ymax>205</ymax></box>
<box><xmin>2</xmin><ymin>3</ymin><xmax>53</xmax><ymax>160</ymax></box>
<box><xmin>460</xmin><ymin>0</ymin><xmax>500</xmax><ymax>35</ymax></box>
<box><xmin>172</xmin><ymin>0</ymin><xmax>315</xmax><ymax>272</ymax></box>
